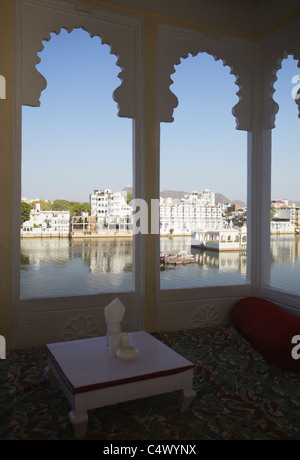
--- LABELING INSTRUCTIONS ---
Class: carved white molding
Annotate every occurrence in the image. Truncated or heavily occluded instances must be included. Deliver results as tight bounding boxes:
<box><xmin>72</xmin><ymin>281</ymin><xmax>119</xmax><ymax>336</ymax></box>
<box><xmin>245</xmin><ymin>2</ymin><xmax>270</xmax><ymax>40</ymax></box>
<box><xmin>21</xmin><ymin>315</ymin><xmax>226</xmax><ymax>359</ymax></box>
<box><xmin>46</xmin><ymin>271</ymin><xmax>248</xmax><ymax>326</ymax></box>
<box><xmin>20</xmin><ymin>0</ymin><xmax>143</xmax><ymax>118</ymax></box>
<box><xmin>157</xmin><ymin>289</ymin><xmax>251</xmax><ymax>332</ymax></box>
<box><xmin>156</xmin><ymin>24</ymin><xmax>254</xmax><ymax>131</ymax></box>
<box><xmin>260</xmin><ymin>16</ymin><xmax>300</xmax><ymax>129</ymax></box>
<box><xmin>14</xmin><ymin>294</ymin><xmax>139</xmax><ymax>347</ymax></box>
<box><xmin>192</xmin><ymin>305</ymin><xmax>221</xmax><ymax>328</ymax></box>
<box><xmin>63</xmin><ymin>314</ymin><xmax>101</xmax><ymax>341</ymax></box>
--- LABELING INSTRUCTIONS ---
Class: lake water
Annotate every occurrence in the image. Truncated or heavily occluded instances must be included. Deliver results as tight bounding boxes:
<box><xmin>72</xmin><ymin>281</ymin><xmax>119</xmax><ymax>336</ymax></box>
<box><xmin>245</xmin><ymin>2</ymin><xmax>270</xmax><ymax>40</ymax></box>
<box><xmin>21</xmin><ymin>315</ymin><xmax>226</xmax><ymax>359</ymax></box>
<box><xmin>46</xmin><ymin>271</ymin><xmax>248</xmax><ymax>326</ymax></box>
<box><xmin>20</xmin><ymin>235</ymin><xmax>300</xmax><ymax>298</ymax></box>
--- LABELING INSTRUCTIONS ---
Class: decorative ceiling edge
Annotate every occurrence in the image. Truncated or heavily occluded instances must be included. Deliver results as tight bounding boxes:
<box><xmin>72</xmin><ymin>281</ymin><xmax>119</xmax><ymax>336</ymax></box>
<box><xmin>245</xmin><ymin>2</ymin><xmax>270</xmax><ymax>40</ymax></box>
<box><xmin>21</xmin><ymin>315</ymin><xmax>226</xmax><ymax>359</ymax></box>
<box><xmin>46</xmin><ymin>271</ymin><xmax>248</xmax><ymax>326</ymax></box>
<box><xmin>65</xmin><ymin>0</ymin><xmax>300</xmax><ymax>42</ymax></box>
<box><xmin>255</xmin><ymin>8</ymin><xmax>300</xmax><ymax>41</ymax></box>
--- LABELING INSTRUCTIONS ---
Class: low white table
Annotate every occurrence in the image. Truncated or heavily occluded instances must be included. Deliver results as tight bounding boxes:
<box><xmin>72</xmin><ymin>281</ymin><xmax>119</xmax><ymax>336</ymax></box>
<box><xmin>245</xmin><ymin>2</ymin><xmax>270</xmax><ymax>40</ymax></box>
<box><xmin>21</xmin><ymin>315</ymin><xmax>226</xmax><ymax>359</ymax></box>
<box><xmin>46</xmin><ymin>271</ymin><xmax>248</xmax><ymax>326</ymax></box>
<box><xmin>46</xmin><ymin>331</ymin><xmax>196</xmax><ymax>438</ymax></box>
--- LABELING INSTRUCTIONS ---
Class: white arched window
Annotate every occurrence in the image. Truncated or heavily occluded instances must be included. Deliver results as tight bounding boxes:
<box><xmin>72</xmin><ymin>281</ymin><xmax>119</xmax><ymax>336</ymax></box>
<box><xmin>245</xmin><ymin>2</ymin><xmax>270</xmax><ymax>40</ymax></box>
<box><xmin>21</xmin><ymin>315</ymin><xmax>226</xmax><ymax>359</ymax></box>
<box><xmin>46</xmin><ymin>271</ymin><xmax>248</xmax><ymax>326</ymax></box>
<box><xmin>13</xmin><ymin>0</ymin><xmax>144</xmax><ymax>347</ymax></box>
<box><xmin>269</xmin><ymin>55</ymin><xmax>300</xmax><ymax>296</ymax></box>
<box><xmin>21</xmin><ymin>28</ymin><xmax>133</xmax><ymax>299</ymax></box>
<box><xmin>160</xmin><ymin>52</ymin><xmax>247</xmax><ymax>290</ymax></box>
<box><xmin>156</xmin><ymin>24</ymin><xmax>253</xmax><ymax>331</ymax></box>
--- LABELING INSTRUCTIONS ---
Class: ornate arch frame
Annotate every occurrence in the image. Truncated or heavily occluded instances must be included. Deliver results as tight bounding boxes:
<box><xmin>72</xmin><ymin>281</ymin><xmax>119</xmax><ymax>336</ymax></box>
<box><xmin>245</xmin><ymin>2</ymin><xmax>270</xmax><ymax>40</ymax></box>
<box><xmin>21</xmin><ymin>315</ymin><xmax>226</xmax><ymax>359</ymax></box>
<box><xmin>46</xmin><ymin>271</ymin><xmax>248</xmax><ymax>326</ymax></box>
<box><xmin>12</xmin><ymin>0</ymin><xmax>145</xmax><ymax>348</ymax></box>
<box><xmin>257</xmin><ymin>15</ymin><xmax>300</xmax><ymax>308</ymax></box>
<box><xmin>156</xmin><ymin>21</ymin><xmax>300</xmax><ymax>330</ymax></box>
<box><xmin>156</xmin><ymin>24</ymin><xmax>254</xmax><ymax>331</ymax></box>
<box><xmin>21</xmin><ymin>0</ymin><xmax>142</xmax><ymax>117</ymax></box>
<box><xmin>259</xmin><ymin>16</ymin><xmax>300</xmax><ymax>130</ymax></box>
<box><xmin>156</xmin><ymin>24</ymin><xmax>254</xmax><ymax>130</ymax></box>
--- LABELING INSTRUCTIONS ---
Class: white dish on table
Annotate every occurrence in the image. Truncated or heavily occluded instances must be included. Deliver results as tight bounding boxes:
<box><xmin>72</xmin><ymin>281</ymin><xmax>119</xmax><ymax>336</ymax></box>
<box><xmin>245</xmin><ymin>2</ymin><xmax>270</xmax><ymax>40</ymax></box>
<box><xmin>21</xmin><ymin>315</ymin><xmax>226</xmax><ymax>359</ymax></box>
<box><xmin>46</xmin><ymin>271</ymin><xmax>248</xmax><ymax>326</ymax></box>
<box><xmin>116</xmin><ymin>346</ymin><xmax>138</xmax><ymax>361</ymax></box>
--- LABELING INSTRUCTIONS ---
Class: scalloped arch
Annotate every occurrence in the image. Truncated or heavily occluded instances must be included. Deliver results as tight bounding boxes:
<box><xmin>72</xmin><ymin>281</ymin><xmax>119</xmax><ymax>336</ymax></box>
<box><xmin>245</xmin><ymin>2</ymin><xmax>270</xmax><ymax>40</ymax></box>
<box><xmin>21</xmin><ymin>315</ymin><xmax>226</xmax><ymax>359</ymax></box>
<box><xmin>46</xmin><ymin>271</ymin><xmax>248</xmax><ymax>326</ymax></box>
<box><xmin>260</xmin><ymin>15</ymin><xmax>300</xmax><ymax>129</ymax></box>
<box><xmin>268</xmin><ymin>52</ymin><xmax>300</xmax><ymax>127</ymax></box>
<box><xmin>33</xmin><ymin>26</ymin><xmax>124</xmax><ymax>113</ymax></box>
<box><xmin>157</xmin><ymin>24</ymin><xmax>253</xmax><ymax>131</ymax></box>
<box><xmin>168</xmin><ymin>50</ymin><xmax>243</xmax><ymax>127</ymax></box>
<box><xmin>21</xmin><ymin>0</ymin><xmax>142</xmax><ymax>118</ymax></box>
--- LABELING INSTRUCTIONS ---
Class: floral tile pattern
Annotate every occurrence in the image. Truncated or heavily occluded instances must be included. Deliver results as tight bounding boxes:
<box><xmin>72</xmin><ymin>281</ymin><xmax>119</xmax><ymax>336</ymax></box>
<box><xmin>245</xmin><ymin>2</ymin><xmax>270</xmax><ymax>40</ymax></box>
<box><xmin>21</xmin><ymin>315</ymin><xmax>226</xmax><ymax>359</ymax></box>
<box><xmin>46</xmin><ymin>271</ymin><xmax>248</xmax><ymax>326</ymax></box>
<box><xmin>0</xmin><ymin>326</ymin><xmax>299</xmax><ymax>440</ymax></box>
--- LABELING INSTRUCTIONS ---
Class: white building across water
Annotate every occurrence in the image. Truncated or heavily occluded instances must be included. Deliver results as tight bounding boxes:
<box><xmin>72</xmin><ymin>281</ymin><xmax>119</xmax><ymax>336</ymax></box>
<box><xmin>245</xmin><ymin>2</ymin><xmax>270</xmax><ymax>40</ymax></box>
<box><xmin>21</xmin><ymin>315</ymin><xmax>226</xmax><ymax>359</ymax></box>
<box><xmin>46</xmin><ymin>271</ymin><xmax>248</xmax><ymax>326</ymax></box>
<box><xmin>271</xmin><ymin>204</ymin><xmax>300</xmax><ymax>234</ymax></box>
<box><xmin>160</xmin><ymin>189</ymin><xmax>223</xmax><ymax>235</ymax></box>
<box><xmin>21</xmin><ymin>204</ymin><xmax>71</xmax><ymax>237</ymax></box>
<box><xmin>90</xmin><ymin>189</ymin><xmax>132</xmax><ymax>232</ymax></box>
<box><xmin>191</xmin><ymin>224</ymin><xmax>247</xmax><ymax>251</ymax></box>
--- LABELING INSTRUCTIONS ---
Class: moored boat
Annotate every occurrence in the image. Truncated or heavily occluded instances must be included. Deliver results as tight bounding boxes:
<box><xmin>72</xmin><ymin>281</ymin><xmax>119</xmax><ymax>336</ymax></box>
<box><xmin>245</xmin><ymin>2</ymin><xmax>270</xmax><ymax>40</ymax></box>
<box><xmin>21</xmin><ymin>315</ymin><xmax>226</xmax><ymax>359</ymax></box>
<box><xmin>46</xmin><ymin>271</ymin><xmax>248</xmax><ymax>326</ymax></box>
<box><xmin>160</xmin><ymin>250</ymin><xmax>195</xmax><ymax>265</ymax></box>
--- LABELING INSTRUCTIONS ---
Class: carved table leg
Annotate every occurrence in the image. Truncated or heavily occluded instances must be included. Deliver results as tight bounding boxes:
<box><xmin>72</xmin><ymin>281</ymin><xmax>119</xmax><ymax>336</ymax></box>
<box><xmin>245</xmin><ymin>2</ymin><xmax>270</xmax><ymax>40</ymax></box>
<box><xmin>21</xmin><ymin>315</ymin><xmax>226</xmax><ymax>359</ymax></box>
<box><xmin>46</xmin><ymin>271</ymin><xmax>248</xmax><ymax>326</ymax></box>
<box><xmin>69</xmin><ymin>409</ymin><xmax>89</xmax><ymax>439</ymax></box>
<box><xmin>45</xmin><ymin>366</ymin><xmax>58</xmax><ymax>388</ymax></box>
<box><xmin>179</xmin><ymin>389</ymin><xmax>197</xmax><ymax>412</ymax></box>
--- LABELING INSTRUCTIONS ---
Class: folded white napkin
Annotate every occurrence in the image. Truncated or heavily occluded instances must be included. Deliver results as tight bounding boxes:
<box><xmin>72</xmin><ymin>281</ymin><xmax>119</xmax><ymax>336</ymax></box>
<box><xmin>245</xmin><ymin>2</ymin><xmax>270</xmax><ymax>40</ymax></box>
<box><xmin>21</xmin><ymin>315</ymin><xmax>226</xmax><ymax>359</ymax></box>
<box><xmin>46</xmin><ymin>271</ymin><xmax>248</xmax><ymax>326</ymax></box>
<box><xmin>104</xmin><ymin>297</ymin><xmax>126</xmax><ymax>323</ymax></box>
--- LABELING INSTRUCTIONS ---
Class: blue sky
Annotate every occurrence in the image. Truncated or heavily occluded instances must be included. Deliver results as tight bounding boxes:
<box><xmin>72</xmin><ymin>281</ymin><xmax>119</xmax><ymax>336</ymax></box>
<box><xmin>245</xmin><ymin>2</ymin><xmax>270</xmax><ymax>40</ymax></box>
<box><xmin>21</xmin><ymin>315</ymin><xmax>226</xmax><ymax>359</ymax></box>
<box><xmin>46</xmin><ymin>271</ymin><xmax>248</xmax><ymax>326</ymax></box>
<box><xmin>22</xmin><ymin>28</ymin><xmax>300</xmax><ymax>204</ymax></box>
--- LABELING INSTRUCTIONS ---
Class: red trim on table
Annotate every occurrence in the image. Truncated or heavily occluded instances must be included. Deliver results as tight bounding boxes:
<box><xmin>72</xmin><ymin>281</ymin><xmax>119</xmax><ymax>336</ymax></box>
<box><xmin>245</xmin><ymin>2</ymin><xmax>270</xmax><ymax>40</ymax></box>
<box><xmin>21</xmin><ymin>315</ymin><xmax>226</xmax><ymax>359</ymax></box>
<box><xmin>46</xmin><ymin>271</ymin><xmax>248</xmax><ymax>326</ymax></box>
<box><xmin>45</xmin><ymin>345</ymin><xmax>194</xmax><ymax>395</ymax></box>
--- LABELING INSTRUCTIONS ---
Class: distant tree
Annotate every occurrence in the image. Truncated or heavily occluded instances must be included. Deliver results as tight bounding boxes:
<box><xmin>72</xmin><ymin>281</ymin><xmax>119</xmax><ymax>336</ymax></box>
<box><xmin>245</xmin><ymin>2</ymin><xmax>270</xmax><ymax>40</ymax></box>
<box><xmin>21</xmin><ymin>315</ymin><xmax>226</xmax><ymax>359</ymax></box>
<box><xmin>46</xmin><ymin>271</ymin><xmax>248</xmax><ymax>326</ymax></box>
<box><xmin>126</xmin><ymin>192</ymin><xmax>133</xmax><ymax>205</ymax></box>
<box><xmin>32</xmin><ymin>199</ymin><xmax>53</xmax><ymax>211</ymax></box>
<box><xmin>270</xmin><ymin>204</ymin><xmax>277</xmax><ymax>221</ymax></box>
<box><xmin>52</xmin><ymin>199</ymin><xmax>91</xmax><ymax>216</ymax></box>
<box><xmin>70</xmin><ymin>202</ymin><xmax>91</xmax><ymax>216</ymax></box>
<box><xmin>21</xmin><ymin>202</ymin><xmax>33</xmax><ymax>224</ymax></box>
<box><xmin>80</xmin><ymin>202</ymin><xmax>91</xmax><ymax>214</ymax></box>
<box><xmin>40</xmin><ymin>200</ymin><xmax>53</xmax><ymax>211</ymax></box>
<box><xmin>52</xmin><ymin>199</ymin><xmax>72</xmax><ymax>212</ymax></box>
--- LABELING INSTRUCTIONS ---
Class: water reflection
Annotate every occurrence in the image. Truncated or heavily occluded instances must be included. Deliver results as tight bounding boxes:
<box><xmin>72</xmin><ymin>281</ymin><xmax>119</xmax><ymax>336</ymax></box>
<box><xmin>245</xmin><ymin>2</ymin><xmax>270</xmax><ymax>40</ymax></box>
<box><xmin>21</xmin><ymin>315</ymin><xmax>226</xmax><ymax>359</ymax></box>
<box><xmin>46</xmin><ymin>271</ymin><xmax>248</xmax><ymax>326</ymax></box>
<box><xmin>192</xmin><ymin>250</ymin><xmax>247</xmax><ymax>273</ymax></box>
<box><xmin>271</xmin><ymin>234</ymin><xmax>300</xmax><ymax>263</ymax></box>
<box><xmin>20</xmin><ymin>235</ymin><xmax>300</xmax><ymax>298</ymax></box>
<box><xmin>270</xmin><ymin>234</ymin><xmax>300</xmax><ymax>295</ymax></box>
<box><xmin>20</xmin><ymin>238</ymin><xmax>71</xmax><ymax>268</ymax></box>
<box><xmin>160</xmin><ymin>237</ymin><xmax>247</xmax><ymax>273</ymax></box>
<box><xmin>79</xmin><ymin>238</ymin><xmax>132</xmax><ymax>274</ymax></box>
<box><xmin>20</xmin><ymin>237</ymin><xmax>134</xmax><ymax>298</ymax></box>
<box><xmin>21</xmin><ymin>237</ymin><xmax>133</xmax><ymax>274</ymax></box>
<box><xmin>160</xmin><ymin>237</ymin><xmax>247</xmax><ymax>289</ymax></box>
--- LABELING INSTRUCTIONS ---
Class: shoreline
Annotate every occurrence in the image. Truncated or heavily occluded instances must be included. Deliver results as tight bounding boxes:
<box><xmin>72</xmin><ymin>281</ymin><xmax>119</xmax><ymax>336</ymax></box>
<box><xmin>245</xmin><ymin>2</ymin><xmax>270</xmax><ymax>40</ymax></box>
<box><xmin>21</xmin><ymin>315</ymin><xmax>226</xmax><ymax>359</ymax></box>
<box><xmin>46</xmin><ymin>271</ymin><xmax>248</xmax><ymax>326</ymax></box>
<box><xmin>20</xmin><ymin>233</ymin><xmax>192</xmax><ymax>239</ymax></box>
<box><xmin>20</xmin><ymin>232</ymin><xmax>299</xmax><ymax>239</ymax></box>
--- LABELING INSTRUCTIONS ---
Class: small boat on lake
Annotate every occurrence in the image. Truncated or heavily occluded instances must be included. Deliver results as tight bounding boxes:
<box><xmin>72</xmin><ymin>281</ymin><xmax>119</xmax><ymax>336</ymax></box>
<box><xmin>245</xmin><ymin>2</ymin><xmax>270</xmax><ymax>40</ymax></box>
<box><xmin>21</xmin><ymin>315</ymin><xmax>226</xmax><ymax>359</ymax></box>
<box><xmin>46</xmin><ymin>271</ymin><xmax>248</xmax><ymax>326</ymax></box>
<box><xmin>160</xmin><ymin>250</ymin><xmax>195</xmax><ymax>266</ymax></box>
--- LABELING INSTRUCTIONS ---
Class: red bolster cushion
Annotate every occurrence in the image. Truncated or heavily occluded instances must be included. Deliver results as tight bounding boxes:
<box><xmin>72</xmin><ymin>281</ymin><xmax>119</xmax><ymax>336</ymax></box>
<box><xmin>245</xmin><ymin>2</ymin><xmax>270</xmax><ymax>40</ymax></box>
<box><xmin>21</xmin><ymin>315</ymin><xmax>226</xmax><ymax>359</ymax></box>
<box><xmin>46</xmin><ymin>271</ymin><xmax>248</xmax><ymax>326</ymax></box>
<box><xmin>231</xmin><ymin>297</ymin><xmax>300</xmax><ymax>374</ymax></box>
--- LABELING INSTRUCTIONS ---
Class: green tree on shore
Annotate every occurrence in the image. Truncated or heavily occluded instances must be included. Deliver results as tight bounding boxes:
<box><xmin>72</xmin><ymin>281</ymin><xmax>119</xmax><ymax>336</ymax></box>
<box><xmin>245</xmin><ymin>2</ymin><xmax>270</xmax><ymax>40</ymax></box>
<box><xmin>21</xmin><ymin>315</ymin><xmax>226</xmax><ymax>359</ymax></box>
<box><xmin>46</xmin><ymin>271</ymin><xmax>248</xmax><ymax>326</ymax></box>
<box><xmin>32</xmin><ymin>199</ymin><xmax>52</xmax><ymax>211</ymax></box>
<box><xmin>21</xmin><ymin>202</ymin><xmax>33</xmax><ymax>224</ymax></box>
<box><xmin>271</xmin><ymin>204</ymin><xmax>277</xmax><ymax>221</ymax></box>
<box><xmin>52</xmin><ymin>199</ymin><xmax>72</xmax><ymax>212</ymax></box>
<box><xmin>126</xmin><ymin>192</ymin><xmax>133</xmax><ymax>205</ymax></box>
<box><xmin>21</xmin><ymin>199</ymin><xmax>91</xmax><ymax>222</ymax></box>
<box><xmin>70</xmin><ymin>202</ymin><xmax>91</xmax><ymax>216</ymax></box>
<box><xmin>52</xmin><ymin>199</ymin><xmax>91</xmax><ymax>216</ymax></box>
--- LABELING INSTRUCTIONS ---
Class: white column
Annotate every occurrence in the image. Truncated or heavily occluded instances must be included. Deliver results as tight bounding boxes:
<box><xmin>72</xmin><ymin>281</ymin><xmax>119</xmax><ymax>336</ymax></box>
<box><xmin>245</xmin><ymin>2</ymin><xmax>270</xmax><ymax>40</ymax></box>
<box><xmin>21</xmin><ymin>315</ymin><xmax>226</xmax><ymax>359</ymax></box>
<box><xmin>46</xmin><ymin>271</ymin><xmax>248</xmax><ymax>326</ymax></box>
<box><xmin>247</xmin><ymin>45</ymin><xmax>272</xmax><ymax>294</ymax></box>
